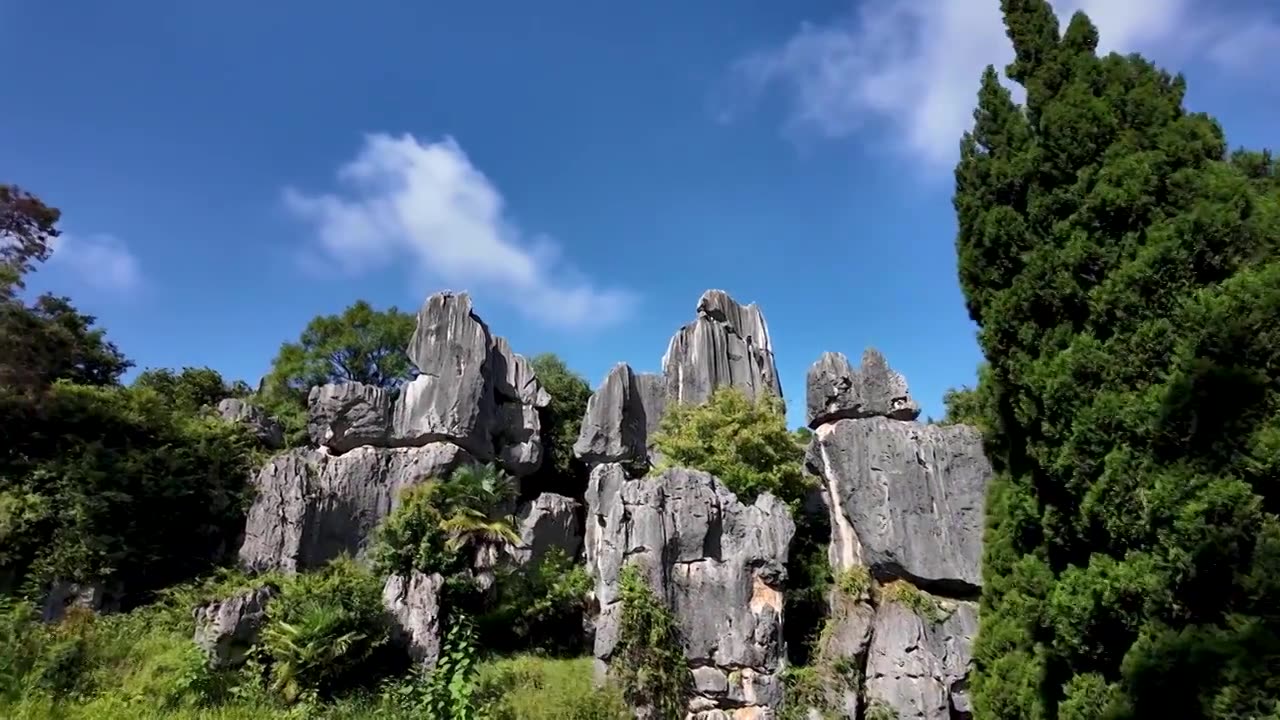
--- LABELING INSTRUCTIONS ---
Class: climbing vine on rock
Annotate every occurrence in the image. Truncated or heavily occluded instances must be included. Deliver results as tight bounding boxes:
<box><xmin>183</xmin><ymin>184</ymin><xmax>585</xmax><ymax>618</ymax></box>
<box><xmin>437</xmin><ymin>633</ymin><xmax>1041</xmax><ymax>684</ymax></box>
<box><xmin>611</xmin><ymin>565</ymin><xmax>691</xmax><ymax>719</ymax></box>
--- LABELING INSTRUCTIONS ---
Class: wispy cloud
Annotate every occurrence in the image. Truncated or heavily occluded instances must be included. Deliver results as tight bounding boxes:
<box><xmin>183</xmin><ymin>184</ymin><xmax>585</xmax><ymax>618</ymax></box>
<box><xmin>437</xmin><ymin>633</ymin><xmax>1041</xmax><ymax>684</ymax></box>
<box><xmin>284</xmin><ymin>133</ymin><xmax>635</xmax><ymax>331</ymax></box>
<box><xmin>47</xmin><ymin>233</ymin><xmax>142</xmax><ymax>293</ymax></box>
<box><xmin>729</xmin><ymin>0</ymin><xmax>1280</xmax><ymax>171</ymax></box>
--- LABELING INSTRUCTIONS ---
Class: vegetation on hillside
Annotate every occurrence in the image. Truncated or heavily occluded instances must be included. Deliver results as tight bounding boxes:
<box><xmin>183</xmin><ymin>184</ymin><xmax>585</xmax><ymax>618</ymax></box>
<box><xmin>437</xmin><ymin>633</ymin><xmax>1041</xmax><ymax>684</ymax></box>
<box><xmin>956</xmin><ymin>1</ymin><xmax>1280</xmax><ymax>716</ymax></box>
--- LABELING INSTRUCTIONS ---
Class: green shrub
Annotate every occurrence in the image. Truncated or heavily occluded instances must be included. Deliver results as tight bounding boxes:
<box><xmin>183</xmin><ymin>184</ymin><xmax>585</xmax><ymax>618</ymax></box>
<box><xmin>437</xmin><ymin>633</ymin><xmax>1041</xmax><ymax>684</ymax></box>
<box><xmin>835</xmin><ymin>566</ymin><xmax>871</xmax><ymax>599</ymax></box>
<box><xmin>478</xmin><ymin>548</ymin><xmax>592</xmax><ymax>656</ymax></box>
<box><xmin>259</xmin><ymin>557</ymin><xmax>389</xmax><ymax>703</ymax></box>
<box><xmin>652</xmin><ymin>386</ymin><xmax>811</xmax><ymax>508</ymax></box>
<box><xmin>879</xmin><ymin>581</ymin><xmax>945</xmax><ymax>624</ymax></box>
<box><xmin>610</xmin><ymin>565</ymin><xmax>690</xmax><ymax>718</ymax></box>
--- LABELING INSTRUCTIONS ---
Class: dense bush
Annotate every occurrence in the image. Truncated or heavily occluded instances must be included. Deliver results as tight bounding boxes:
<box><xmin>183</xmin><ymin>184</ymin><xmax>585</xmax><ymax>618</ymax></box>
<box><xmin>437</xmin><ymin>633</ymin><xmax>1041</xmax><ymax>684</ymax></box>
<box><xmin>258</xmin><ymin>557</ymin><xmax>391</xmax><ymax>703</ymax></box>
<box><xmin>526</xmin><ymin>353</ymin><xmax>593</xmax><ymax>497</ymax></box>
<box><xmin>956</xmin><ymin>1</ymin><xmax>1280</xmax><ymax>716</ymax></box>
<box><xmin>652</xmin><ymin>386</ymin><xmax>810</xmax><ymax>508</ymax></box>
<box><xmin>0</xmin><ymin>382</ymin><xmax>258</xmax><ymax>603</ymax></box>
<box><xmin>477</xmin><ymin>549</ymin><xmax>593</xmax><ymax>656</ymax></box>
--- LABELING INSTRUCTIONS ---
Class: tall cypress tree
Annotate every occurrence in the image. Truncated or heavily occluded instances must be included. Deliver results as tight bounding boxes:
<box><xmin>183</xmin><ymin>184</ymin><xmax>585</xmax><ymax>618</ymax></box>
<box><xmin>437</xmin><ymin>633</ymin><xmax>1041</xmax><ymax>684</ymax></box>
<box><xmin>956</xmin><ymin>1</ymin><xmax>1280</xmax><ymax>717</ymax></box>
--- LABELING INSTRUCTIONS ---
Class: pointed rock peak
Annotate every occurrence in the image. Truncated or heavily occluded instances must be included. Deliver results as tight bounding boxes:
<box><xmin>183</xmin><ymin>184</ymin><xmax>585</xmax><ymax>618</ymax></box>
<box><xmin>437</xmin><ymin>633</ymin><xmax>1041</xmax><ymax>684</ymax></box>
<box><xmin>405</xmin><ymin>291</ymin><xmax>493</xmax><ymax>374</ymax></box>
<box><xmin>695</xmin><ymin>289</ymin><xmax>772</xmax><ymax>351</ymax></box>
<box><xmin>806</xmin><ymin>348</ymin><xmax>921</xmax><ymax>428</ymax></box>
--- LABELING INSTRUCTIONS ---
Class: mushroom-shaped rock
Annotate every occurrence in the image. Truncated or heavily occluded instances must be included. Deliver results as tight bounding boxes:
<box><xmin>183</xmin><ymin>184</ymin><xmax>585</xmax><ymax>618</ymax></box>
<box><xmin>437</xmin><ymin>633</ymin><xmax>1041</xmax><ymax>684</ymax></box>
<box><xmin>307</xmin><ymin>382</ymin><xmax>393</xmax><ymax>453</ymax></box>
<box><xmin>806</xmin><ymin>349</ymin><xmax>921</xmax><ymax>429</ymax></box>
<box><xmin>216</xmin><ymin>398</ymin><xmax>285</xmax><ymax>449</ymax></box>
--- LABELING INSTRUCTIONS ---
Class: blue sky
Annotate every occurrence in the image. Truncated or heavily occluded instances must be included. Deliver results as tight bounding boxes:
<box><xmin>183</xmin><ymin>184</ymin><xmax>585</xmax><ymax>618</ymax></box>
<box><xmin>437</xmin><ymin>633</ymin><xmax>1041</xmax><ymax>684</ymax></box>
<box><xmin>4</xmin><ymin>0</ymin><xmax>1278</xmax><ymax>428</ymax></box>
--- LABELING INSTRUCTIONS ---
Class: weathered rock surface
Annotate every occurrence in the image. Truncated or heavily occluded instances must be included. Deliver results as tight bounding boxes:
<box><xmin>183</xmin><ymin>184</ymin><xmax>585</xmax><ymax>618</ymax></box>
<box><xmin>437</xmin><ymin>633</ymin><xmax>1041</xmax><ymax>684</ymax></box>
<box><xmin>863</xmin><ymin>600</ymin><xmax>978</xmax><ymax>720</ymax></box>
<box><xmin>239</xmin><ymin>443</ymin><xmax>472</xmax><ymax>572</ymax></box>
<box><xmin>663</xmin><ymin>290</ymin><xmax>781</xmax><ymax>407</ymax></box>
<box><xmin>217</xmin><ymin>398</ymin><xmax>285</xmax><ymax>449</ymax></box>
<box><xmin>806</xmin><ymin>349</ymin><xmax>920</xmax><ymax>429</ymax></box>
<box><xmin>383</xmin><ymin>571</ymin><xmax>445</xmax><ymax>667</ymax></box>
<box><xmin>41</xmin><ymin>580</ymin><xmax>117</xmax><ymax>622</ymax></box>
<box><xmin>239</xmin><ymin>290</ymin><xmax>558</xmax><ymax>573</ymax></box>
<box><xmin>193</xmin><ymin>585</ymin><xmax>277</xmax><ymax>668</ymax></box>
<box><xmin>308</xmin><ymin>382</ymin><xmax>392</xmax><ymax>453</ymax></box>
<box><xmin>573</xmin><ymin>363</ymin><xmax>652</xmax><ymax>466</ymax></box>
<box><xmin>585</xmin><ymin>464</ymin><xmax>794</xmax><ymax>717</ymax></box>
<box><xmin>808</xmin><ymin>418</ymin><xmax>989</xmax><ymax>592</ymax></box>
<box><xmin>509</xmin><ymin>492</ymin><xmax>582</xmax><ymax>566</ymax></box>
<box><xmin>573</xmin><ymin>290</ymin><xmax>776</xmax><ymax>470</ymax></box>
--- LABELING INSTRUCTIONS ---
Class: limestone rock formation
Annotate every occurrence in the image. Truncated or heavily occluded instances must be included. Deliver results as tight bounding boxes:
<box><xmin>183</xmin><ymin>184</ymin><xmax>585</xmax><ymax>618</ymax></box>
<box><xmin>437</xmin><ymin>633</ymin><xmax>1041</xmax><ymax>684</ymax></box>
<box><xmin>239</xmin><ymin>291</ymin><xmax>557</xmax><ymax>573</ymax></box>
<box><xmin>806</xmin><ymin>349</ymin><xmax>920</xmax><ymax>429</ymax></box>
<box><xmin>585</xmin><ymin>465</ymin><xmax>794</xmax><ymax>717</ymax></box>
<box><xmin>41</xmin><ymin>580</ymin><xmax>117</xmax><ymax>622</ymax></box>
<box><xmin>217</xmin><ymin>398</ymin><xmax>285</xmax><ymax>449</ymax></box>
<box><xmin>808</xmin><ymin>417</ymin><xmax>988</xmax><ymax>592</ymax></box>
<box><xmin>509</xmin><ymin>492</ymin><xmax>582</xmax><ymax>567</ymax></box>
<box><xmin>573</xmin><ymin>289</ymin><xmax>777</xmax><ymax>472</ymax></box>
<box><xmin>308</xmin><ymin>382</ymin><xmax>392</xmax><ymax>453</ymax></box>
<box><xmin>383</xmin><ymin>571</ymin><xmax>445</xmax><ymax>667</ymax></box>
<box><xmin>664</xmin><ymin>289</ymin><xmax>781</xmax><ymax>407</ymax></box>
<box><xmin>193</xmin><ymin>585</ymin><xmax>277</xmax><ymax>668</ymax></box>
<box><xmin>239</xmin><ymin>443</ymin><xmax>472</xmax><ymax>572</ymax></box>
<box><xmin>802</xmin><ymin>347</ymin><xmax>990</xmax><ymax>719</ymax></box>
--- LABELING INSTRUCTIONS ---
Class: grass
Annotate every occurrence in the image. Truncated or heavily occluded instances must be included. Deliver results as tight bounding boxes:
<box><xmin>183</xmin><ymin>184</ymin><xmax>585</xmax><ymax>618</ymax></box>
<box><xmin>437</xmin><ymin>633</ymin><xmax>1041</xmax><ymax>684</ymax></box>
<box><xmin>878</xmin><ymin>580</ymin><xmax>947</xmax><ymax>624</ymax></box>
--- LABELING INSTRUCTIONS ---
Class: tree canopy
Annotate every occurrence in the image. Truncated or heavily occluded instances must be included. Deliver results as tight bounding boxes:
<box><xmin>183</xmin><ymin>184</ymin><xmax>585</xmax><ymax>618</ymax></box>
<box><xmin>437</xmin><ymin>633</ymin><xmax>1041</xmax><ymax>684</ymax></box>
<box><xmin>526</xmin><ymin>353</ymin><xmax>592</xmax><ymax>496</ymax></box>
<box><xmin>652</xmin><ymin>387</ymin><xmax>810</xmax><ymax>509</ymax></box>
<box><xmin>956</xmin><ymin>1</ymin><xmax>1280</xmax><ymax>716</ymax></box>
<box><xmin>264</xmin><ymin>300</ymin><xmax>417</xmax><ymax>393</ymax></box>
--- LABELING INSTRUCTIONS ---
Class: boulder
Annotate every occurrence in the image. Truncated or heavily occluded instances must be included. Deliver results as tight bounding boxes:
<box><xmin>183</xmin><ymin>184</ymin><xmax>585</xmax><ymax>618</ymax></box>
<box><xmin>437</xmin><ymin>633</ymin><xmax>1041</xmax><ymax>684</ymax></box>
<box><xmin>663</xmin><ymin>290</ymin><xmax>782</xmax><ymax>407</ymax></box>
<box><xmin>493</xmin><ymin>401</ymin><xmax>543</xmax><ymax>476</ymax></box>
<box><xmin>193</xmin><ymin>585</ymin><xmax>277</xmax><ymax>668</ymax></box>
<box><xmin>585</xmin><ymin>464</ymin><xmax>794</xmax><ymax>717</ymax></box>
<box><xmin>41</xmin><ymin>580</ymin><xmax>117</xmax><ymax>622</ymax></box>
<box><xmin>509</xmin><ymin>492</ymin><xmax>582</xmax><ymax>566</ymax></box>
<box><xmin>863</xmin><ymin>600</ymin><xmax>978</xmax><ymax>720</ymax></box>
<box><xmin>238</xmin><ymin>443</ymin><xmax>473</xmax><ymax>572</ymax></box>
<box><xmin>307</xmin><ymin>382</ymin><xmax>392</xmax><ymax>453</ymax></box>
<box><xmin>808</xmin><ymin>418</ymin><xmax>990</xmax><ymax>592</ymax></box>
<box><xmin>383</xmin><ymin>571</ymin><xmax>445</xmax><ymax>667</ymax></box>
<box><xmin>216</xmin><ymin>398</ymin><xmax>285</xmax><ymax>449</ymax></box>
<box><xmin>806</xmin><ymin>349</ymin><xmax>920</xmax><ymax>429</ymax></box>
<box><xmin>492</xmin><ymin>336</ymin><xmax>551</xmax><ymax>408</ymax></box>
<box><xmin>392</xmin><ymin>292</ymin><xmax>496</xmax><ymax>457</ymax></box>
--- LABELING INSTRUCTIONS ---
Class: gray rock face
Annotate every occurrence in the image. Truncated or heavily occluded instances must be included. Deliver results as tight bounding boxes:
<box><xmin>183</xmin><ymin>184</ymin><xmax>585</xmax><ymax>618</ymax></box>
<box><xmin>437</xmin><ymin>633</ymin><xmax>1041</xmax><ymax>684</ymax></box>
<box><xmin>806</xmin><ymin>349</ymin><xmax>921</xmax><ymax>429</ymax></box>
<box><xmin>308</xmin><ymin>383</ymin><xmax>392</xmax><ymax>453</ymax></box>
<box><xmin>217</xmin><ymin>398</ymin><xmax>285</xmax><ymax>449</ymax></box>
<box><xmin>239</xmin><ymin>290</ymin><xmax>556</xmax><ymax>573</ymax></box>
<box><xmin>663</xmin><ymin>290</ymin><xmax>782</xmax><ymax>407</ymax></box>
<box><xmin>585</xmin><ymin>464</ymin><xmax>794</xmax><ymax>717</ymax></box>
<box><xmin>193</xmin><ymin>585</ymin><xmax>277</xmax><ymax>668</ymax></box>
<box><xmin>509</xmin><ymin>492</ymin><xmax>582</xmax><ymax>567</ymax></box>
<box><xmin>392</xmin><ymin>292</ymin><xmax>496</xmax><ymax>456</ymax></box>
<box><xmin>864</xmin><ymin>600</ymin><xmax>978</xmax><ymax>720</ymax></box>
<box><xmin>41</xmin><ymin>580</ymin><xmax>117</xmax><ymax>622</ymax></box>
<box><xmin>808</xmin><ymin>418</ymin><xmax>989</xmax><ymax>592</ymax></box>
<box><xmin>383</xmin><ymin>571</ymin><xmax>444</xmax><ymax>668</ymax></box>
<box><xmin>572</xmin><ymin>363</ymin><xmax>651</xmax><ymax>466</ymax></box>
<box><xmin>238</xmin><ymin>443</ymin><xmax>472</xmax><ymax>572</ymax></box>
<box><xmin>573</xmin><ymin>290</ymin><xmax>773</xmax><ymax>470</ymax></box>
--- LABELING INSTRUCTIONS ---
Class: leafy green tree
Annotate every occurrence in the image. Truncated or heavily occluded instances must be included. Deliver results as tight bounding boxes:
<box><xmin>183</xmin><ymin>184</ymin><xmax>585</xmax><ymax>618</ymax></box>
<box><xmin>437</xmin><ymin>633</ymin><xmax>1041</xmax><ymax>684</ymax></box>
<box><xmin>939</xmin><ymin>363</ymin><xmax>994</xmax><ymax>434</ymax></box>
<box><xmin>955</xmin><ymin>1</ymin><xmax>1280</xmax><ymax>716</ymax></box>
<box><xmin>0</xmin><ymin>184</ymin><xmax>61</xmax><ymax>297</ymax></box>
<box><xmin>652</xmin><ymin>386</ymin><xmax>810</xmax><ymax>508</ymax></box>
<box><xmin>611</xmin><ymin>565</ymin><xmax>691</xmax><ymax>719</ymax></box>
<box><xmin>0</xmin><ymin>294</ymin><xmax>132</xmax><ymax>393</ymax></box>
<box><xmin>258</xmin><ymin>300</ymin><xmax>416</xmax><ymax>447</ymax></box>
<box><xmin>526</xmin><ymin>353</ymin><xmax>592</xmax><ymax>495</ymax></box>
<box><xmin>132</xmin><ymin>367</ymin><xmax>249</xmax><ymax>415</ymax></box>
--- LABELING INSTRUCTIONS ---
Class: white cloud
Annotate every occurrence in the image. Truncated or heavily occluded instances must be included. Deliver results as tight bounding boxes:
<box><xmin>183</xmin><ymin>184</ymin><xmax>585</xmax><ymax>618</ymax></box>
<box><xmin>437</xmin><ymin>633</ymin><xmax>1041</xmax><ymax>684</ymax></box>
<box><xmin>285</xmin><ymin>133</ymin><xmax>635</xmax><ymax>330</ymax></box>
<box><xmin>732</xmin><ymin>0</ymin><xmax>1280</xmax><ymax>170</ymax></box>
<box><xmin>47</xmin><ymin>233</ymin><xmax>142</xmax><ymax>293</ymax></box>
